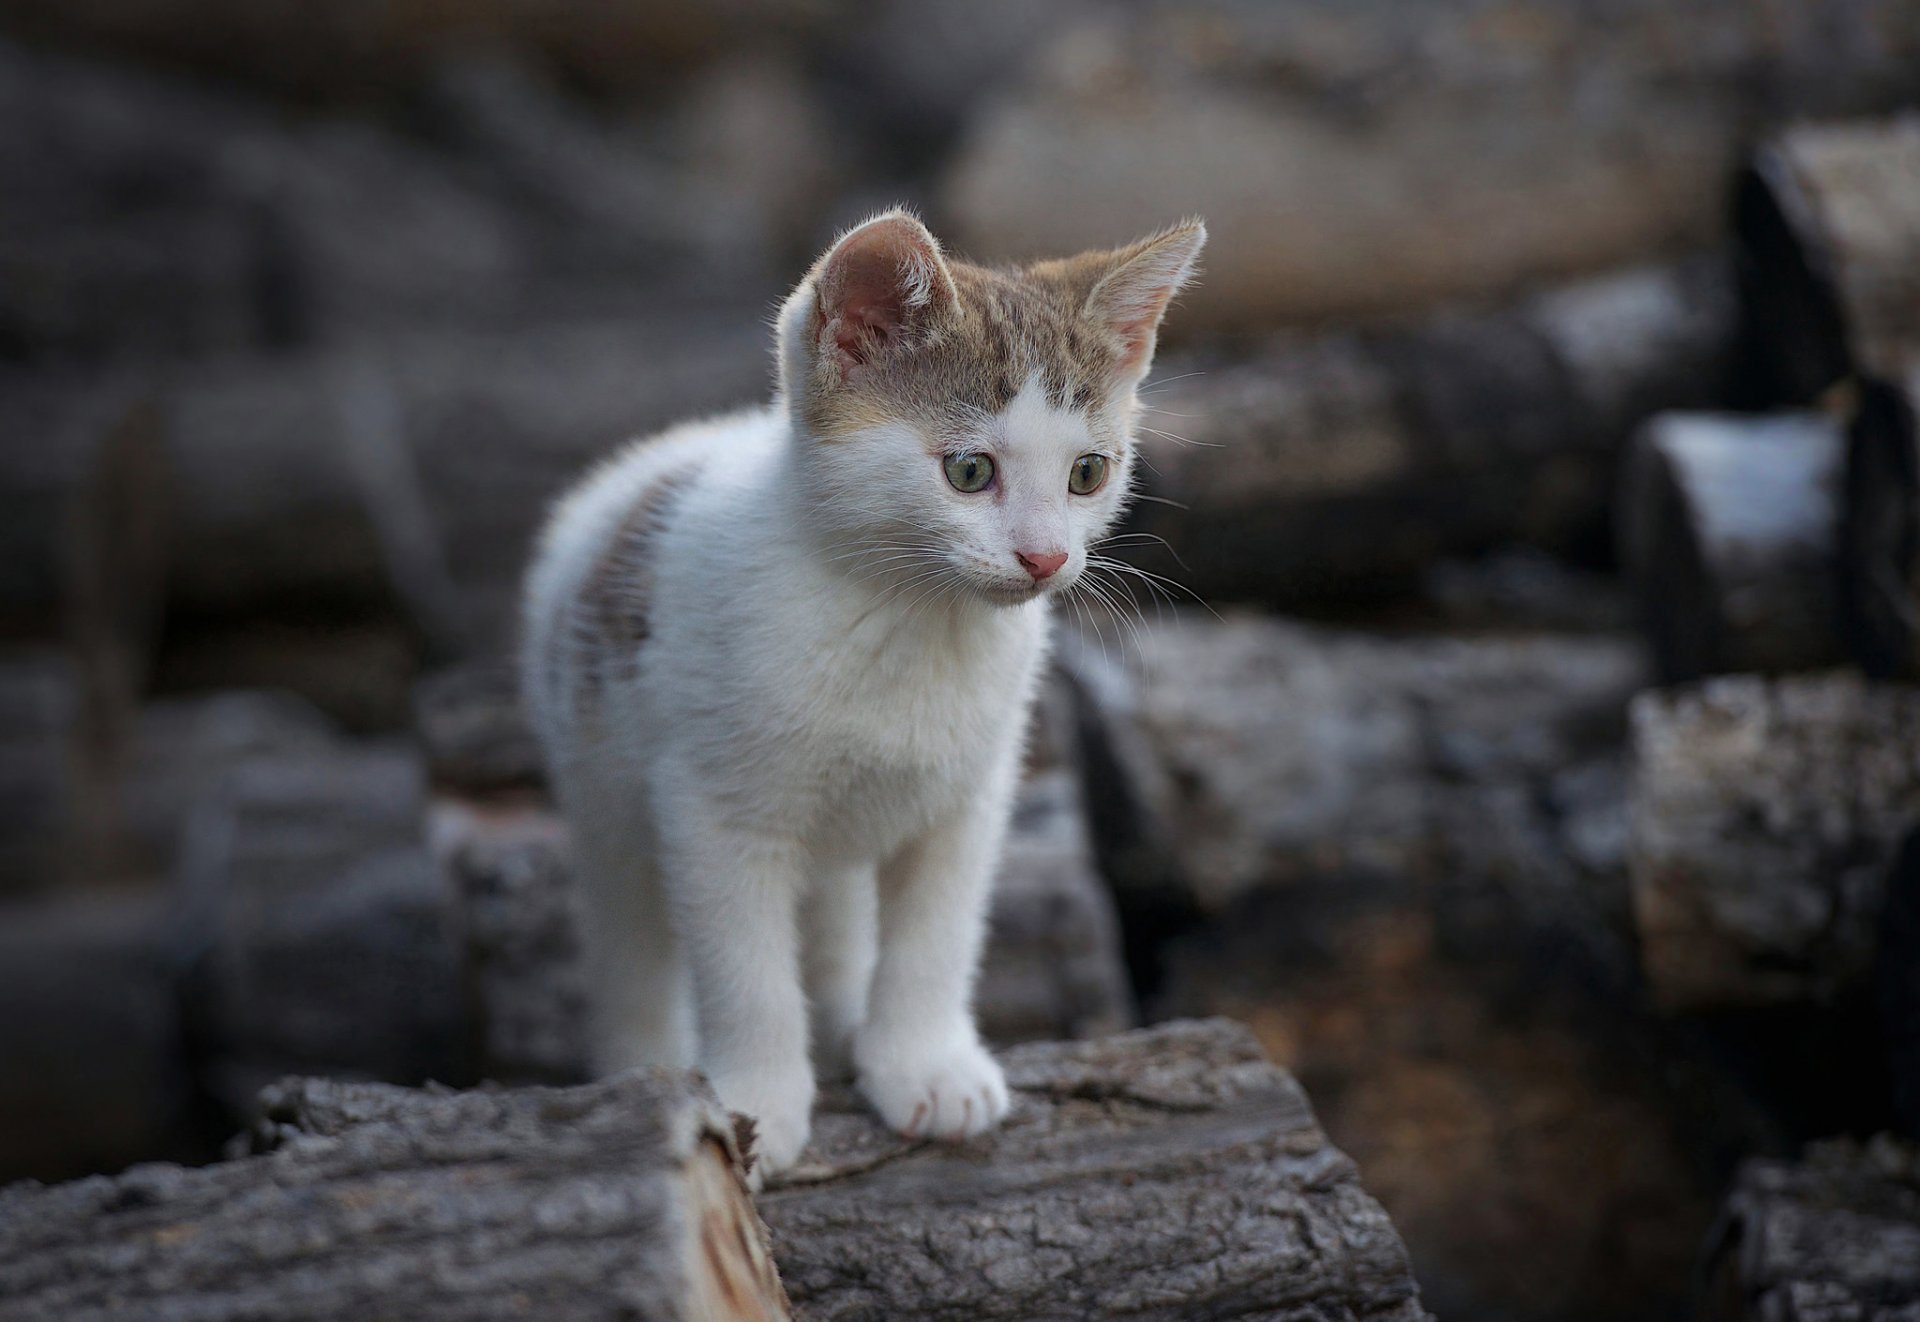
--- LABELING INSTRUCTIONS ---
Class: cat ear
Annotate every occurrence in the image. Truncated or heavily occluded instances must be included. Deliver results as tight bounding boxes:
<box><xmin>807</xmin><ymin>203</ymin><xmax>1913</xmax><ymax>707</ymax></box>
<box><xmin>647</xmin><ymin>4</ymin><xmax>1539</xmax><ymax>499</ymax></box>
<box><xmin>1082</xmin><ymin>219</ymin><xmax>1206</xmax><ymax>381</ymax></box>
<box><xmin>812</xmin><ymin>210</ymin><xmax>958</xmax><ymax>380</ymax></box>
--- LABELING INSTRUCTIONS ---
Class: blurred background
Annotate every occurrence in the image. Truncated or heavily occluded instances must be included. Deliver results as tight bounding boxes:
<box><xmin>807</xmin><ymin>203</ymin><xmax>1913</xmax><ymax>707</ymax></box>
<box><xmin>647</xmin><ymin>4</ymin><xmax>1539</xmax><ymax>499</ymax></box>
<box><xmin>4</xmin><ymin>2</ymin><xmax>1920</xmax><ymax>1319</ymax></box>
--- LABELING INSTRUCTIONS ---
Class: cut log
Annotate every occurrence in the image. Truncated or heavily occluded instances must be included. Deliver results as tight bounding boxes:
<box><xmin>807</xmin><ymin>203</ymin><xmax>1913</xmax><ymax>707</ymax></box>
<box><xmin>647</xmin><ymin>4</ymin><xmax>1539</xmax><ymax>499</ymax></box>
<box><xmin>1618</xmin><ymin>411</ymin><xmax>1846</xmax><ymax>683</ymax></box>
<box><xmin>414</xmin><ymin>660</ymin><xmax>544</xmax><ymax>794</ymax></box>
<box><xmin>1702</xmin><ymin>1135</ymin><xmax>1920</xmax><ymax>1322</ymax></box>
<box><xmin>1629</xmin><ymin>673</ymin><xmax>1920</xmax><ymax>1010</ymax></box>
<box><xmin>760</xmin><ymin>1018</ymin><xmax>1430</xmax><ymax>1321</ymax></box>
<box><xmin>1877</xmin><ymin>827</ymin><xmax>1920</xmax><ymax>1138</ymax></box>
<box><xmin>943</xmin><ymin>3</ymin><xmax>1920</xmax><ymax>333</ymax></box>
<box><xmin>1737</xmin><ymin>117</ymin><xmax>1920</xmax><ymax>406</ymax></box>
<box><xmin>153</xmin><ymin>320</ymin><xmax>765</xmax><ymax>653</ymax></box>
<box><xmin>1123</xmin><ymin>257</ymin><xmax>1734</xmax><ymax>605</ymax></box>
<box><xmin>1841</xmin><ymin>370</ymin><xmax>1920</xmax><ymax>680</ymax></box>
<box><xmin>1060</xmin><ymin>615</ymin><xmax>1642</xmax><ymax>912</ymax></box>
<box><xmin>172</xmin><ymin>741</ymin><xmax>467</xmax><ymax>1111</ymax></box>
<box><xmin>0</xmin><ymin>374</ymin><xmax>168</xmax><ymax>745</ymax></box>
<box><xmin>152</xmin><ymin>618</ymin><xmax>422</xmax><ymax>734</ymax></box>
<box><xmin>0</xmin><ymin>891</ymin><xmax>200</xmax><ymax>1184</ymax></box>
<box><xmin>0</xmin><ymin>1070</ymin><xmax>789</xmax><ymax>1321</ymax></box>
<box><xmin>0</xmin><ymin>651</ymin><xmax>86</xmax><ymax>894</ymax></box>
<box><xmin>434</xmin><ymin>770</ymin><xmax>1136</xmax><ymax>1083</ymax></box>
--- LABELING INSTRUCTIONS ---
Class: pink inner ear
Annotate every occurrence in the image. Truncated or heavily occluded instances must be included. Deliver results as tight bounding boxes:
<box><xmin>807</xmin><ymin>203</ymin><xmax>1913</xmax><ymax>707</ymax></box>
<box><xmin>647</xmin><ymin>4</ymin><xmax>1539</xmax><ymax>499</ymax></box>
<box><xmin>1110</xmin><ymin>289</ymin><xmax>1173</xmax><ymax>366</ymax></box>
<box><xmin>833</xmin><ymin>285</ymin><xmax>905</xmax><ymax>366</ymax></box>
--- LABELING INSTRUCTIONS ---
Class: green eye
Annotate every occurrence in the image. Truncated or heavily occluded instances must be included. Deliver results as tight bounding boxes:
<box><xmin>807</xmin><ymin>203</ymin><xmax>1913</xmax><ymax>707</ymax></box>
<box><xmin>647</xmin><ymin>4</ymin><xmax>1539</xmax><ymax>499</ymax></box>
<box><xmin>944</xmin><ymin>452</ymin><xmax>995</xmax><ymax>493</ymax></box>
<box><xmin>1068</xmin><ymin>453</ymin><xmax>1109</xmax><ymax>495</ymax></box>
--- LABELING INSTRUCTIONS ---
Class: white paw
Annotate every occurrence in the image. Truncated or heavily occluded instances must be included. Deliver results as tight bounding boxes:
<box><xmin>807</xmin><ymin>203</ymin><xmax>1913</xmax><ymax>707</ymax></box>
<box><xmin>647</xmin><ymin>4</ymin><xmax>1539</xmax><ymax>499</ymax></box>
<box><xmin>854</xmin><ymin>1032</ymin><xmax>1009</xmax><ymax>1141</ymax></box>
<box><xmin>707</xmin><ymin>1067</ymin><xmax>813</xmax><ymax>1188</ymax></box>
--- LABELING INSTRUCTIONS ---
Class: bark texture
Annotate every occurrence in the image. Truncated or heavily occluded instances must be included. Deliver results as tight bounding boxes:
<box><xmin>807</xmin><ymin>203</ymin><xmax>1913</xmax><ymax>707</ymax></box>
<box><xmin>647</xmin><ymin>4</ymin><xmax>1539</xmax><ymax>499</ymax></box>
<box><xmin>760</xmin><ymin>1018</ymin><xmax>1430</xmax><ymax>1322</ymax></box>
<box><xmin>1737</xmin><ymin>117</ymin><xmax>1920</xmax><ymax>405</ymax></box>
<box><xmin>1841</xmin><ymin>370</ymin><xmax>1920</xmax><ymax>680</ymax></box>
<box><xmin>0</xmin><ymin>1071</ymin><xmax>790</xmax><ymax>1322</ymax></box>
<box><xmin>1629</xmin><ymin>673</ymin><xmax>1920</xmax><ymax>1010</ymax></box>
<box><xmin>1619</xmin><ymin>411</ymin><xmax>1847</xmax><ymax>683</ymax></box>
<box><xmin>1703</xmin><ymin>1136</ymin><xmax>1920</xmax><ymax>1322</ymax></box>
<box><xmin>1124</xmin><ymin>258</ymin><xmax>1734</xmax><ymax>605</ymax></box>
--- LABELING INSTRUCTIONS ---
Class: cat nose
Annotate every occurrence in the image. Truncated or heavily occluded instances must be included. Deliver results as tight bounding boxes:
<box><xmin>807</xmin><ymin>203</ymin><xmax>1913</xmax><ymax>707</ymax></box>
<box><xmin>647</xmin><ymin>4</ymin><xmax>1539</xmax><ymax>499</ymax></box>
<box><xmin>1015</xmin><ymin>549</ymin><xmax>1068</xmax><ymax>581</ymax></box>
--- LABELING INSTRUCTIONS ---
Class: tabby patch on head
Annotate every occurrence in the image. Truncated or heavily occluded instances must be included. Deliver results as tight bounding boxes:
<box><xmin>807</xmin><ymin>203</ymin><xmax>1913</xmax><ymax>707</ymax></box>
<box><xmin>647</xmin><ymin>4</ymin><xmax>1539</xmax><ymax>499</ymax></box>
<box><xmin>784</xmin><ymin>210</ymin><xmax>1205</xmax><ymax>447</ymax></box>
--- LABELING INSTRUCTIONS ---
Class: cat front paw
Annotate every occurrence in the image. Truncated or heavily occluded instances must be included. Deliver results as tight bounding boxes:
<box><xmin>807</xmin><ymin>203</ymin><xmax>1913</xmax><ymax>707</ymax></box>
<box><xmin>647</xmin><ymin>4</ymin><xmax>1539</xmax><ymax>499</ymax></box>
<box><xmin>707</xmin><ymin>1067</ymin><xmax>813</xmax><ymax>1188</ymax></box>
<box><xmin>854</xmin><ymin>1032</ymin><xmax>1009</xmax><ymax>1141</ymax></box>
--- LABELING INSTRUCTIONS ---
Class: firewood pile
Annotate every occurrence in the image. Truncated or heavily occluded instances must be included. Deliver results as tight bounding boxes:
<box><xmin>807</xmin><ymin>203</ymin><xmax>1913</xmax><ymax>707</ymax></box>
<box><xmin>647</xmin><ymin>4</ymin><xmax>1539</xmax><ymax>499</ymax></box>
<box><xmin>4</xmin><ymin>3</ymin><xmax>1920</xmax><ymax>1319</ymax></box>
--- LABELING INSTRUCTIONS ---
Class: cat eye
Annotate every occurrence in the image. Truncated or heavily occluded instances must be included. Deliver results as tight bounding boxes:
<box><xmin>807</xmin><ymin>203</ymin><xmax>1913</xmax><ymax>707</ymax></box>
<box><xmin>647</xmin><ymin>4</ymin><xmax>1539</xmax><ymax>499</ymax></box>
<box><xmin>944</xmin><ymin>452</ymin><xmax>995</xmax><ymax>493</ymax></box>
<box><xmin>1068</xmin><ymin>454</ymin><xmax>1109</xmax><ymax>496</ymax></box>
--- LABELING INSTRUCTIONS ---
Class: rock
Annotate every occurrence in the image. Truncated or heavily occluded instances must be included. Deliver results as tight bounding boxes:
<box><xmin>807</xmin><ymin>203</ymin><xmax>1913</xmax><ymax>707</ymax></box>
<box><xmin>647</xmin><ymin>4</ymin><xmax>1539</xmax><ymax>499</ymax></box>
<box><xmin>1629</xmin><ymin>672</ymin><xmax>1920</xmax><ymax>1010</ymax></box>
<box><xmin>1841</xmin><ymin>368</ymin><xmax>1920</xmax><ymax>681</ymax></box>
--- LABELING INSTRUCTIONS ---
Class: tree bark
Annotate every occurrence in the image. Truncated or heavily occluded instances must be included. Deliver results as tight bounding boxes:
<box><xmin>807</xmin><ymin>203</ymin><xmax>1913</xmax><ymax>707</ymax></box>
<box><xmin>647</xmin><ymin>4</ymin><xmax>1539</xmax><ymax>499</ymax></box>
<box><xmin>760</xmin><ymin>1018</ymin><xmax>1430</xmax><ymax>1321</ymax></box>
<box><xmin>1702</xmin><ymin>1136</ymin><xmax>1920</xmax><ymax>1322</ymax></box>
<box><xmin>0</xmin><ymin>1071</ymin><xmax>790</xmax><ymax>1322</ymax></box>
<box><xmin>1840</xmin><ymin>370</ymin><xmax>1920</xmax><ymax>680</ymax></box>
<box><xmin>1629</xmin><ymin>672</ymin><xmax>1920</xmax><ymax>1010</ymax></box>
<box><xmin>1123</xmin><ymin>258</ymin><xmax>1734</xmax><ymax>606</ymax></box>
<box><xmin>1737</xmin><ymin>117</ymin><xmax>1920</xmax><ymax>406</ymax></box>
<box><xmin>1618</xmin><ymin>411</ymin><xmax>1846</xmax><ymax>683</ymax></box>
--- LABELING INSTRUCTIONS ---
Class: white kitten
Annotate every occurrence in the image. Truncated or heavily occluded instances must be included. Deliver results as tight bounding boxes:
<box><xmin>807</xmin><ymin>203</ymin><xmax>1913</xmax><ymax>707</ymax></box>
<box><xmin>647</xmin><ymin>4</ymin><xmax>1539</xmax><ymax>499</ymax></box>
<box><xmin>521</xmin><ymin>209</ymin><xmax>1203</xmax><ymax>1180</ymax></box>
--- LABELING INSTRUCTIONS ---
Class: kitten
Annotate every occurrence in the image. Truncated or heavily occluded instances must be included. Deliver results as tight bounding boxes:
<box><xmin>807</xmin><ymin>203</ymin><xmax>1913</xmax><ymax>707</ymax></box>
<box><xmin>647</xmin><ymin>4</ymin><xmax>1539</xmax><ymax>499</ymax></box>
<box><xmin>521</xmin><ymin>209</ymin><xmax>1203</xmax><ymax>1181</ymax></box>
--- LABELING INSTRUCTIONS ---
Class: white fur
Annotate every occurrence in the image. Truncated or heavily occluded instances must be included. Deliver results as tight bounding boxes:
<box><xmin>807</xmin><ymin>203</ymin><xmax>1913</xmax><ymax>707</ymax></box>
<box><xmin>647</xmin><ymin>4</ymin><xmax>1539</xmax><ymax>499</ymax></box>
<box><xmin>522</xmin><ymin>220</ymin><xmax>1197</xmax><ymax>1182</ymax></box>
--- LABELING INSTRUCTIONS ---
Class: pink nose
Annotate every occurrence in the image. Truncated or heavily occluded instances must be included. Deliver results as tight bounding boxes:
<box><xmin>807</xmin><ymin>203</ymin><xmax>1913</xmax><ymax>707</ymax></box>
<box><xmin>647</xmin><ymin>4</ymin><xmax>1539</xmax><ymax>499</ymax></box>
<box><xmin>1016</xmin><ymin>549</ymin><xmax>1068</xmax><ymax>581</ymax></box>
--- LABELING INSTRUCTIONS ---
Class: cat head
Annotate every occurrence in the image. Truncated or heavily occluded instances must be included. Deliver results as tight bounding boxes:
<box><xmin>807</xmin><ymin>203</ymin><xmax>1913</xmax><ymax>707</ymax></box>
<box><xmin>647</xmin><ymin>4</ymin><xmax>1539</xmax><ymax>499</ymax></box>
<box><xmin>775</xmin><ymin>209</ymin><xmax>1204</xmax><ymax>606</ymax></box>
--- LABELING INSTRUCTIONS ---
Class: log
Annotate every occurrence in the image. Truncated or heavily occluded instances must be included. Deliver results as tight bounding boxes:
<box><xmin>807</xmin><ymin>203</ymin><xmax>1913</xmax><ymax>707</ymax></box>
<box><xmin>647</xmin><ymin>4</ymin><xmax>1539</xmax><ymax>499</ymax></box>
<box><xmin>942</xmin><ymin>2</ymin><xmax>1920</xmax><ymax>333</ymax></box>
<box><xmin>0</xmin><ymin>1071</ymin><xmax>790</xmax><ymax>1321</ymax></box>
<box><xmin>1840</xmin><ymin>370</ymin><xmax>1920</xmax><ymax>680</ymax></box>
<box><xmin>151</xmin><ymin>618</ymin><xmax>422</xmax><ymax>735</ymax></box>
<box><xmin>1618</xmin><ymin>411</ymin><xmax>1846</xmax><ymax>683</ymax></box>
<box><xmin>1123</xmin><ymin>257</ymin><xmax>1735</xmax><ymax>605</ymax></box>
<box><xmin>1059</xmin><ymin>614</ymin><xmax>1642</xmax><ymax>911</ymax></box>
<box><xmin>1877</xmin><ymin>827</ymin><xmax>1920</xmax><ymax>1138</ymax></box>
<box><xmin>0</xmin><ymin>653</ymin><xmax>85</xmax><ymax>894</ymax></box>
<box><xmin>760</xmin><ymin>1018</ymin><xmax>1430</xmax><ymax>1321</ymax></box>
<box><xmin>1736</xmin><ymin>117</ymin><xmax>1920</xmax><ymax>406</ymax></box>
<box><xmin>0</xmin><ymin>374</ymin><xmax>168</xmax><ymax>745</ymax></box>
<box><xmin>414</xmin><ymin>660</ymin><xmax>544</xmax><ymax>794</ymax></box>
<box><xmin>153</xmin><ymin>320</ymin><xmax>766</xmax><ymax>652</ymax></box>
<box><xmin>0</xmin><ymin>891</ymin><xmax>200</xmax><ymax>1184</ymax></box>
<box><xmin>173</xmin><ymin>740</ymin><xmax>467</xmax><ymax>1111</ymax></box>
<box><xmin>434</xmin><ymin>770</ymin><xmax>1136</xmax><ymax>1083</ymax></box>
<box><xmin>1702</xmin><ymin>1135</ymin><xmax>1920</xmax><ymax>1322</ymax></box>
<box><xmin>1629</xmin><ymin>673</ymin><xmax>1920</xmax><ymax>1010</ymax></box>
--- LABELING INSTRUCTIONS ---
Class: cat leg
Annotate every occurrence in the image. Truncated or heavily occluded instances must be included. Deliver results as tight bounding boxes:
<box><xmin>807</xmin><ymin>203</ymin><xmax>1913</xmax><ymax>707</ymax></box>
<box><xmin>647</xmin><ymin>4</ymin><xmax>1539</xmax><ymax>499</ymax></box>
<box><xmin>568</xmin><ymin>799</ymin><xmax>696</xmax><ymax>1074</ymax></box>
<box><xmin>658</xmin><ymin>809</ymin><xmax>814</xmax><ymax>1182</ymax></box>
<box><xmin>854</xmin><ymin>785</ymin><xmax>1014</xmax><ymax>1141</ymax></box>
<box><xmin>802</xmin><ymin>862</ymin><xmax>878</xmax><ymax>1082</ymax></box>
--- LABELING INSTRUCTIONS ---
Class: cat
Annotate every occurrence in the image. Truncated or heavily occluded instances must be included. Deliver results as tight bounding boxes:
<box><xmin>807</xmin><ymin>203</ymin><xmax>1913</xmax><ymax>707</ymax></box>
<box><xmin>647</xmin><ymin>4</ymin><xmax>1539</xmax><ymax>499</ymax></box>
<box><xmin>521</xmin><ymin>208</ymin><xmax>1203</xmax><ymax>1181</ymax></box>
